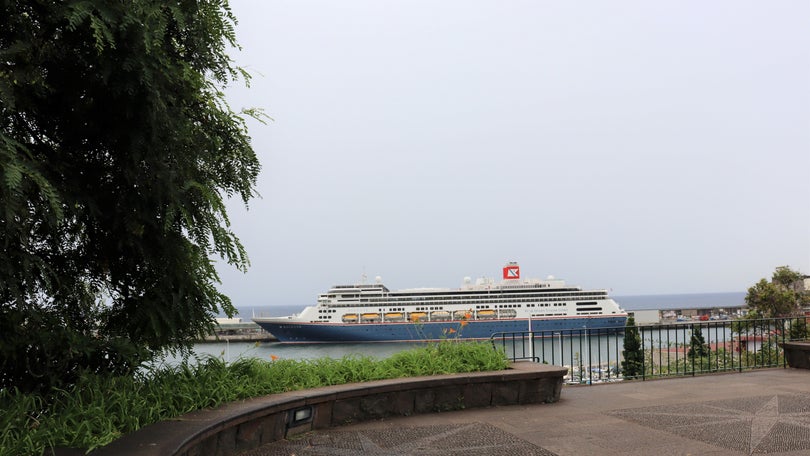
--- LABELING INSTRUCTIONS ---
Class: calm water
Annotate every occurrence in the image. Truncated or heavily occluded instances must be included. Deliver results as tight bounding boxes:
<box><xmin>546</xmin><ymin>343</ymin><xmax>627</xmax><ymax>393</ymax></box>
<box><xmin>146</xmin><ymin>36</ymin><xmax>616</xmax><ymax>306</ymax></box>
<box><xmin>185</xmin><ymin>340</ymin><xmax>427</xmax><ymax>364</ymax></box>
<box><xmin>191</xmin><ymin>292</ymin><xmax>746</xmax><ymax>363</ymax></box>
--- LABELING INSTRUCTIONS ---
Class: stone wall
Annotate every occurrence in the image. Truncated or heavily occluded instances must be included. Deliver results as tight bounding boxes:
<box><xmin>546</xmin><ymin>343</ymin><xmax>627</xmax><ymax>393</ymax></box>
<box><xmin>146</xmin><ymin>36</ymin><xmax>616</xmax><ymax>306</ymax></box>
<box><xmin>91</xmin><ymin>363</ymin><xmax>566</xmax><ymax>456</ymax></box>
<box><xmin>783</xmin><ymin>341</ymin><xmax>810</xmax><ymax>370</ymax></box>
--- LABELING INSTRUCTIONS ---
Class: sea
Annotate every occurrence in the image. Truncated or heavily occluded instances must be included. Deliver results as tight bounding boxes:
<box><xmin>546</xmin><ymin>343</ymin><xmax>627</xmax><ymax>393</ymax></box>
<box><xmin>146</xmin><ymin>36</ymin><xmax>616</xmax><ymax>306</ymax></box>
<box><xmin>184</xmin><ymin>292</ymin><xmax>746</xmax><ymax>364</ymax></box>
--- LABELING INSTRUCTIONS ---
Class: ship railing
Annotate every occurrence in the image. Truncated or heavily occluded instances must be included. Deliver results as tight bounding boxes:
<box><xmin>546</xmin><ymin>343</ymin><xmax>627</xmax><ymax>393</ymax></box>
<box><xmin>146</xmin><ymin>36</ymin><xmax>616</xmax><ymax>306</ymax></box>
<box><xmin>490</xmin><ymin>317</ymin><xmax>807</xmax><ymax>385</ymax></box>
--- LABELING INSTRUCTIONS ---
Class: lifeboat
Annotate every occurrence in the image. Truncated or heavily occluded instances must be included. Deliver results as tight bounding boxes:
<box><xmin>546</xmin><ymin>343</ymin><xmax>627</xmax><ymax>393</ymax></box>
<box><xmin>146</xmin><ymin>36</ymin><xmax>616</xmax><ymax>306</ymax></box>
<box><xmin>341</xmin><ymin>314</ymin><xmax>359</xmax><ymax>323</ymax></box>
<box><xmin>498</xmin><ymin>309</ymin><xmax>517</xmax><ymax>319</ymax></box>
<box><xmin>476</xmin><ymin>309</ymin><xmax>496</xmax><ymax>319</ymax></box>
<box><xmin>361</xmin><ymin>313</ymin><xmax>381</xmax><ymax>322</ymax></box>
<box><xmin>408</xmin><ymin>312</ymin><xmax>427</xmax><ymax>322</ymax></box>
<box><xmin>453</xmin><ymin>310</ymin><xmax>473</xmax><ymax>320</ymax></box>
<box><xmin>431</xmin><ymin>311</ymin><xmax>451</xmax><ymax>321</ymax></box>
<box><xmin>384</xmin><ymin>312</ymin><xmax>405</xmax><ymax>322</ymax></box>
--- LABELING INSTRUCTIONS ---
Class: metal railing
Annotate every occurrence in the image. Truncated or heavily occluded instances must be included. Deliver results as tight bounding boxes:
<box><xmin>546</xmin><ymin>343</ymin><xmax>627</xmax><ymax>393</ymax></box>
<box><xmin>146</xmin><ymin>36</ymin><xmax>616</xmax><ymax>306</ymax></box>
<box><xmin>490</xmin><ymin>317</ymin><xmax>808</xmax><ymax>384</ymax></box>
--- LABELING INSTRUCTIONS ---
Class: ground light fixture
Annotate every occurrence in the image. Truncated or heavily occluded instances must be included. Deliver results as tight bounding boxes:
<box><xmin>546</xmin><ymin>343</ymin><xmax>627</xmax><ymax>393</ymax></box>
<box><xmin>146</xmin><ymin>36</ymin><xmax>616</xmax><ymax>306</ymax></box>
<box><xmin>288</xmin><ymin>406</ymin><xmax>313</xmax><ymax>427</ymax></box>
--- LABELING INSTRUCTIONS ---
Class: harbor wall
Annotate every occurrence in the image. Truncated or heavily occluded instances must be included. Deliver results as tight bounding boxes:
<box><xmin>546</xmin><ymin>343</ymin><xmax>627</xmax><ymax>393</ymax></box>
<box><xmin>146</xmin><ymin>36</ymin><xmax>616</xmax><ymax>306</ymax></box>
<box><xmin>629</xmin><ymin>305</ymin><xmax>747</xmax><ymax>325</ymax></box>
<box><xmin>202</xmin><ymin>321</ymin><xmax>277</xmax><ymax>342</ymax></box>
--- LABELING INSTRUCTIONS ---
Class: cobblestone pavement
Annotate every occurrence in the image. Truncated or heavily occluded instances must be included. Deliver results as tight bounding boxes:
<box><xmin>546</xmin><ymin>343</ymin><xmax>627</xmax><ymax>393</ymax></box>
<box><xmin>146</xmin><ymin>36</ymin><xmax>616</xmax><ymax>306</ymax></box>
<box><xmin>239</xmin><ymin>423</ymin><xmax>557</xmax><ymax>456</ymax></box>
<box><xmin>608</xmin><ymin>393</ymin><xmax>810</xmax><ymax>454</ymax></box>
<box><xmin>240</xmin><ymin>369</ymin><xmax>810</xmax><ymax>456</ymax></box>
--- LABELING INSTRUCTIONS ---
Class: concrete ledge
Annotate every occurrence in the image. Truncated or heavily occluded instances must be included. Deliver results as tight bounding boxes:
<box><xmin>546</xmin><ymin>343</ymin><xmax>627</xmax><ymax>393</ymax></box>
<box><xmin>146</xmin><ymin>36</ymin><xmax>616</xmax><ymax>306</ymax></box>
<box><xmin>782</xmin><ymin>341</ymin><xmax>810</xmax><ymax>369</ymax></box>
<box><xmin>91</xmin><ymin>363</ymin><xmax>566</xmax><ymax>456</ymax></box>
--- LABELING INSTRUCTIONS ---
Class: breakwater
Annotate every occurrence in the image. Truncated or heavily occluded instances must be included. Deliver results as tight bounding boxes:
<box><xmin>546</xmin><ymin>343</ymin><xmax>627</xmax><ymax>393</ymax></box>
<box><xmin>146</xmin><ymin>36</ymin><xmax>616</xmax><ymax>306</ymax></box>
<box><xmin>202</xmin><ymin>320</ymin><xmax>276</xmax><ymax>343</ymax></box>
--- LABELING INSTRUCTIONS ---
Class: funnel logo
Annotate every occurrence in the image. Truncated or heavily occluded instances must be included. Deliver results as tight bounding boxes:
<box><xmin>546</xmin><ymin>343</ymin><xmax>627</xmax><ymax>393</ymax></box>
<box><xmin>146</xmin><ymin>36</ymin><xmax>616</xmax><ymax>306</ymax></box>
<box><xmin>503</xmin><ymin>265</ymin><xmax>520</xmax><ymax>280</ymax></box>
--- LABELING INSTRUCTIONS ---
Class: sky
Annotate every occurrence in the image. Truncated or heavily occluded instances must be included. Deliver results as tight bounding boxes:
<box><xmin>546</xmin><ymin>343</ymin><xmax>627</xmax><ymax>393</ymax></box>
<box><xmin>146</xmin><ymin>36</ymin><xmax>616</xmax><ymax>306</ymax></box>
<box><xmin>216</xmin><ymin>0</ymin><xmax>810</xmax><ymax>308</ymax></box>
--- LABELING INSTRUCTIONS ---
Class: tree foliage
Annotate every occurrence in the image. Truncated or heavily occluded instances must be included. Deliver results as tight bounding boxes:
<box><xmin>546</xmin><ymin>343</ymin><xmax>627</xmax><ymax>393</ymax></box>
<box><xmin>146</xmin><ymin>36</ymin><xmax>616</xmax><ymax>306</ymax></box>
<box><xmin>744</xmin><ymin>266</ymin><xmax>807</xmax><ymax>318</ymax></box>
<box><xmin>789</xmin><ymin>318</ymin><xmax>809</xmax><ymax>341</ymax></box>
<box><xmin>621</xmin><ymin>316</ymin><xmax>644</xmax><ymax>379</ymax></box>
<box><xmin>1</xmin><ymin>1</ymin><xmax>260</xmax><ymax>393</ymax></box>
<box><xmin>687</xmin><ymin>327</ymin><xmax>709</xmax><ymax>360</ymax></box>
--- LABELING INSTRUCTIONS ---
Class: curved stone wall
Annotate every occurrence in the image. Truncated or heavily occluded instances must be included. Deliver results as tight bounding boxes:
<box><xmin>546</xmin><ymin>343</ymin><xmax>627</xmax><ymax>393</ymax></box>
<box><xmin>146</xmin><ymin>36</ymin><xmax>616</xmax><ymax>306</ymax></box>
<box><xmin>92</xmin><ymin>363</ymin><xmax>566</xmax><ymax>456</ymax></box>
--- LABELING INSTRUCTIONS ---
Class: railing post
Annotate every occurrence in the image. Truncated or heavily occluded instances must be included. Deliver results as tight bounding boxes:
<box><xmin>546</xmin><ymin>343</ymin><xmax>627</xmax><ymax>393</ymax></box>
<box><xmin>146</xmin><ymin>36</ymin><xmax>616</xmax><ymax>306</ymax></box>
<box><xmin>579</xmin><ymin>328</ymin><xmax>584</xmax><ymax>382</ymax></box>
<box><xmin>648</xmin><ymin>327</ymin><xmax>654</xmax><ymax>379</ymax></box>
<box><xmin>781</xmin><ymin>318</ymin><xmax>787</xmax><ymax>368</ymax></box>
<box><xmin>737</xmin><ymin>321</ymin><xmax>742</xmax><ymax>373</ymax></box>
<box><xmin>641</xmin><ymin>326</ymin><xmax>646</xmax><ymax>381</ymax></box>
<box><xmin>691</xmin><ymin>324</ymin><xmax>696</xmax><ymax>377</ymax></box>
<box><xmin>540</xmin><ymin>331</ymin><xmax>546</xmax><ymax>363</ymax></box>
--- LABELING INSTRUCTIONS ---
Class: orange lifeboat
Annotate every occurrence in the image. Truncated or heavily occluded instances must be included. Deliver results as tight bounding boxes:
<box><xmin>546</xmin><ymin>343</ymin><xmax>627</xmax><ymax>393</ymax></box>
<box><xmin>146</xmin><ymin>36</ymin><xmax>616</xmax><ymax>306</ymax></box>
<box><xmin>431</xmin><ymin>311</ymin><xmax>451</xmax><ymax>321</ymax></box>
<box><xmin>384</xmin><ymin>312</ymin><xmax>405</xmax><ymax>322</ymax></box>
<box><xmin>476</xmin><ymin>309</ymin><xmax>496</xmax><ymax>319</ymax></box>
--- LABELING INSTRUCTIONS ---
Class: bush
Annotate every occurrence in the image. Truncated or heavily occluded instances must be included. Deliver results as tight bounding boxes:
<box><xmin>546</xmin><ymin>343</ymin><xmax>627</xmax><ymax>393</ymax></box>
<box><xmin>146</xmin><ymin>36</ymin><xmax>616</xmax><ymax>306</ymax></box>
<box><xmin>0</xmin><ymin>341</ymin><xmax>508</xmax><ymax>455</ymax></box>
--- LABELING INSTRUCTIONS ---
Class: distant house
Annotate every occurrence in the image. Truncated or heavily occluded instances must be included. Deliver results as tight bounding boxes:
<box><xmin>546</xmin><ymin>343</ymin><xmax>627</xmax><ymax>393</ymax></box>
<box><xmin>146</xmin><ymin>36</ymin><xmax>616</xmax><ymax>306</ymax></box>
<box><xmin>629</xmin><ymin>310</ymin><xmax>660</xmax><ymax>325</ymax></box>
<box><xmin>799</xmin><ymin>275</ymin><xmax>810</xmax><ymax>313</ymax></box>
<box><xmin>793</xmin><ymin>275</ymin><xmax>810</xmax><ymax>294</ymax></box>
<box><xmin>734</xmin><ymin>335</ymin><xmax>766</xmax><ymax>353</ymax></box>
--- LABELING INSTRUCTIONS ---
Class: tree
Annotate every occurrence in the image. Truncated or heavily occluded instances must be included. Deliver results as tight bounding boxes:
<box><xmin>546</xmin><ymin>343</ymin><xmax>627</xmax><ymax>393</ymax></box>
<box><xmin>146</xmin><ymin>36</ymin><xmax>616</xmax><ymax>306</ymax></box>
<box><xmin>1</xmin><ymin>1</ymin><xmax>260</xmax><ymax>393</ymax></box>
<box><xmin>745</xmin><ymin>266</ymin><xmax>807</xmax><ymax>318</ymax></box>
<box><xmin>772</xmin><ymin>266</ymin><xmax>804</xmax><ymax>291</ymax></box>
<box><xmin>621</xmin><ymin>316</ymin><xmax>644</xmax><ymax>379</ymax></box>
<box><xmin>789</xmin><ymin>318</ymin><xmax>809</xmax><ymax>341</ymax></box>
<box><xmin>687</xmin><ymin>327</ymin><xmax>709</xmax><ymax>360</ymax></box>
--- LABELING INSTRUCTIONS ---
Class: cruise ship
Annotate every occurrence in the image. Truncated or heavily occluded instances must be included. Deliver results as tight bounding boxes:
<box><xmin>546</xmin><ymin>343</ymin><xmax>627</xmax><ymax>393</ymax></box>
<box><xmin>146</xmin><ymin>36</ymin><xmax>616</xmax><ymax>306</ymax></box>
<box><xmin>252</xmin><ymin>262</ymin><xmax>628</xmax><ymax>343</ymax></box>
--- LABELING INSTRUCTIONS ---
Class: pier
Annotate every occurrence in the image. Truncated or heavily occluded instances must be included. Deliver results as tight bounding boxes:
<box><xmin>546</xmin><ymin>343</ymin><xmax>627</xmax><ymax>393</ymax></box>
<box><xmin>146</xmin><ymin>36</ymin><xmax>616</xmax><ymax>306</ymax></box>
<box><xmin>629</xmin><ymin>305</ymin><xmax>747</xmax><ymax>325</ymax></box>
<box><xmin>201</xmin><ymin>319</ymin><xmax>277</xmax><ymax>342</ymax></box>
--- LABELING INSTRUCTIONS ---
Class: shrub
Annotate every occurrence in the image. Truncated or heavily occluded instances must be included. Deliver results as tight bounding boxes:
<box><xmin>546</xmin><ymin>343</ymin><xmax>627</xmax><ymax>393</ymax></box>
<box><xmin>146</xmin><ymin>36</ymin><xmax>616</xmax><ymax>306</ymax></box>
<box><xmin>1</xmin><ymin>341</ymin><xmax>507</xmax><ymax>455</ymax></box>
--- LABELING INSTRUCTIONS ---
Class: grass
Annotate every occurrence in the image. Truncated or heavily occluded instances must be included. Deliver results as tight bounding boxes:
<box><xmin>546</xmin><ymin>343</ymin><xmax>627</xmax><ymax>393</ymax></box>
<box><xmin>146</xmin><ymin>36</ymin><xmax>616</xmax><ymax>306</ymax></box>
<box><xmin>0</xmin><ymin>341</ymin><xmax>508</xmax><ymax>456</ymax></box>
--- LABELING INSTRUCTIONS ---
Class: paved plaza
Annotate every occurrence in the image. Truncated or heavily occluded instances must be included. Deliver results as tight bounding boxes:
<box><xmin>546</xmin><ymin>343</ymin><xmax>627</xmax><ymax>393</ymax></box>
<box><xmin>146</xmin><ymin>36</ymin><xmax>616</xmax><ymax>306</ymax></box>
<box><xmin>240</xmin><ymin>368</ymin><xmax>810</xmax><ymax>456</ymax></box>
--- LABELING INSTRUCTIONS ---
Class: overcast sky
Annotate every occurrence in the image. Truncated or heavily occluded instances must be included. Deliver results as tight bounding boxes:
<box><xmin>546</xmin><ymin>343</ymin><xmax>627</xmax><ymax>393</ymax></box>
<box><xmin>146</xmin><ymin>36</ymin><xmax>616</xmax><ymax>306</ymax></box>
<box><xmin>217</xmin><ymin>0</ymin><xmax>809</xmax><ymax>308</ymax></box>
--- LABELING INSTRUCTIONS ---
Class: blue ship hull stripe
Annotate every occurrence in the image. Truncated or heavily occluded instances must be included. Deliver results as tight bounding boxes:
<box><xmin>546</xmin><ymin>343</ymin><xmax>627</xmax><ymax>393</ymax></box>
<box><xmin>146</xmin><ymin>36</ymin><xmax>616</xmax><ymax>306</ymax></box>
<box><xmin>254</xmin><ymin>316</ymin><xmax>628</xmax><ymax>343</ymax></box>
